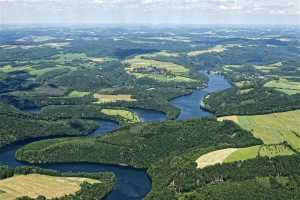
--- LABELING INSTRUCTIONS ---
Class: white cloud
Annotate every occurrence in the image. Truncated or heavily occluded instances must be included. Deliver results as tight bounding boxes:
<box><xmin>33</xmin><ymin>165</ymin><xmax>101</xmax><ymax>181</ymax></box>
<box><xmin>1</xmin><ymin>0</ymin><xmax>299</xmax><ymax>24</ymax></box>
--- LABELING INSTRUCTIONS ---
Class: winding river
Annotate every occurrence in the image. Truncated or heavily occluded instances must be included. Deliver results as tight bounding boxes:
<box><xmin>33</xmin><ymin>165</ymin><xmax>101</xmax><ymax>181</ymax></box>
<box><xmin>0</xmin><ymin>71</ymin><xmax>231</xmax><ymax>200</ymax></box>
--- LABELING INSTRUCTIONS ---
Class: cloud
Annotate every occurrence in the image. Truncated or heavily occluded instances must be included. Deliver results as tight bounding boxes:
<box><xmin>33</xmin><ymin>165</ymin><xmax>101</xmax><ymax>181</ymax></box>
<box><xmin>0</xmin><ymin>0</ymin><xmax>299</xmax><ymax>24</ymax></box>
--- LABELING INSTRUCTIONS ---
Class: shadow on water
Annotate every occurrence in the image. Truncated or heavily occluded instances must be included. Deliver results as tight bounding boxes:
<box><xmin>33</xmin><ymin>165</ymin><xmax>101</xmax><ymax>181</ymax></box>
<box><xmin>132</xmin><ymin>108</ymin><xmax>167</xmax><ymax>122</ymax></box>
<box><xmin>0</xmin><ymin>70</ymin><xmax>231</xmax><ymax>200</ymax></box>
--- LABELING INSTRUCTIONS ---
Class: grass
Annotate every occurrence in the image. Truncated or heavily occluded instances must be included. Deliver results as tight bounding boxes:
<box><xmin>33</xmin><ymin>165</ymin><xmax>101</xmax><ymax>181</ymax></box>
<box><xmin>144</xmin><ymin>36</ymin><xmax>191</xmax><ymax>43</ymax></box>
<box><xmin>126</xmin><ymin>56</ymin><xmax>189</xmax><ymax>75</ymax></box>
<box><xmin>224</xmin><ymin>144</ymin><xmax>295</xmax><ymax>163</ymax></box>
<box><xmin>54</xmin><ymin>53</ymin><xmax>113</xmax><ymax>64</ymax></box>
<box><xmin>125</xmin><ymin>56</ymin><xmax>196</xmax><ymax>83</ymax></box>
<box><xmin>0</xmin><ymin>65</ymin><xmax>74</xmax><ymax>77</ymax></box>
<box><xmin>32</xmin><ymin>36</ymin><xmax>56</xmax><ymax>42</ymax></box>
<box><xmin>11</xmin><ymin>85</ymin><xmax>67</xmax><ymax>97</ymax></box>
<box><xmin>94</xmin><ymin>94</ymin><xmax>136</xmax><ymax>104</ymax></box>
<box><xmin>0</xmin><ymin>174</ymin><xmax>99</xmax><ymax>200</ymax></box>
<box><xmin>68</xmin><ymin>90</ymin><xmax>90</xmax><ymax>97</ymax></box>
<box><xmin>188</xmin><ymin>45</ymin><xmax>226</xmax><ymax>57</ymax></box>
<box><xmin>142</xmin><ymin>51</ymin><xmax>180</xmax><ymax>58</ymax></box>
<box><xmin>55</xmin><ymin>53</ymin><xmax>89</xmax><ymax>63</ymax></box>
<box><xmin>224</xmin><ymin>146</ymin><xmax>260</xmax><ymax>163</ymax></box>
<box><xmin>254</xmin><ymin>62</ymin><xmax>283</xmax><ymax>73</ymax></box>
<box><xmin>17</xmin><ymin>35</ymin><xmax>55</xmax><ymax>42</ymax></box>
<box><xmin>264</xmin><ymin>78</ymin><xmax>300</xmax><ymax>95</ymax></box>
<box><xmin>259</xmin><ymin>144</ymin><xmax>295</xmax><ymax>157</ymax></box>
<box><xmin>100</xmin><ymin>108</ymin><xmax>140</xmax><ymax>123</ymax></box>
<box><xmin>219</xmin><ymin>110</ymin><xmax>300</xmax><ymax>151</ymax></box>
<box><xmin>0</xmin><ymin>65</ymin><xmax>32</xmax><ymax>73</ymax></box>
<box><xmin>214</xmin><ymin>111</ymin><xmax>300</xmax><ymax>165</ymax></box>
<box><xmin>132</xmin><ymin>73</ymin><xmax>195</xmax><ymax>83</ymax></box>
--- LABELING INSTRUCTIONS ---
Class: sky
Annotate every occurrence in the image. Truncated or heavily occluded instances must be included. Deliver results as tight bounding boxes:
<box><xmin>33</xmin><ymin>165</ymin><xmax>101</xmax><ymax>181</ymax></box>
<box><xmin>0</xmin><ymin>0</ymin><xmax>299</xmax><ymax>25</ymax></box>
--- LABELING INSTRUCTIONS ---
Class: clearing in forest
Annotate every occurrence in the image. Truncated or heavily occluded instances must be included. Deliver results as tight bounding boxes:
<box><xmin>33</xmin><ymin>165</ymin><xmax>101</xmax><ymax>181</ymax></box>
<box><xmin>197</xmin><ymin>110</ymin><xmax>300</xmax><ymax>168</ymax></box>
<box><xmin>188</xmin><ymin>45</ymin><xmax>226</xmax><ymax>57</ymax></box>
<box><xmin>94</xmin><ymin>94</ymin><xmax>137</xmax><ymax>103</ymax></box>
<box><xmin>264</xmin><ymin>78</ymin><xmax>300</xmax><ymax>95</ymax></box>
<box><xmin>217</xmin><ymin>110</ymin><xmax>300</xmax><ymax>147</ymax></box>
<box><xmin>0</xmin><ymin>174</ymin><xmax>99</xmax><ymax>200</ymax></box>
<box><xmin>254</xmin><ymin>62</ymin><xmax>283</xmax><ymax>73</ymax></box>
<box><xmin>196</xmin><ymin>148</ymin><xmax>238</xmax><ymax>169</ymax></box>
<box><xmin>100</xmin><ymin>108</ymin><xmax>140</xmax><ymax>123</ymax></box>
<box><xmin>125</xmin><ymin>56</ymin><xmax>195</xmax><ymax>82</ymax></box>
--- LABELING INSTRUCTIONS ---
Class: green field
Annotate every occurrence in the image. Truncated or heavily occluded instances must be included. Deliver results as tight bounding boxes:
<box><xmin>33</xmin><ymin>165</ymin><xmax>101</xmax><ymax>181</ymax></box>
<box><xmin>264</xmin><ymin>78</ymin><xmax>300</xmax><ymax>95</ymax></box>
<box><xmin>216</xmin><ymin>110</ymin><xmax>300</xmax><ymax>164</ymax></box>
<box><xmin>188</xmin><ymin>45</ymin><xmax>226</xmax><ymax>57</ymax></box>
<box><xmin>219</xmin><ymin>110</ymin><xmax>300</xmax><ymax>154</ymax></box>
<box><xmin>259</xmin><ymin>144</ymin><xmax>295</xmax><ymax>157</ymax></box>
<box><xmin>93</xmin><ymin>94</ymin><xmax>136</xmax><ymax>104</ymax></box>
<box><xmin>142</xmin><ymin>51</ymin><xmax>180</xmax><ymax>58</ymax></box>
<box><xmin>224</xmin><ymin>146</ymin><xmax>260</xmax><ymax>163</ymax></box>
<box><xmin>0</xmin><ymin>65</ymin><xmax>74</xmax><ymax>77</ymax></box>
<box><xmin>237</xmin><ymin>110</ymin><xmax>300</xmax><ymax>150</ymax></box>
<box><xmin>125</xmin><ymin>55</ymin><xmax>196</xmax><ymax>82</ymax></box>
<box><xmin>254</xmin><ymin>62</ymin><xmax>283</xmax><ymax>73</ymax></box>
<box><xmin>100</xmin><ymin>108</ymin><xmax>140</xmax><ymax>123</ymax></box>
<box><xmin>68</xmin><ymin>90</ymin><xmax>90</xmax><ymax>97</ymax></box>
<box><xmin>224</xmin><ymin>144</ymin><xmax>295</xmax><ymax>163</ymax></box>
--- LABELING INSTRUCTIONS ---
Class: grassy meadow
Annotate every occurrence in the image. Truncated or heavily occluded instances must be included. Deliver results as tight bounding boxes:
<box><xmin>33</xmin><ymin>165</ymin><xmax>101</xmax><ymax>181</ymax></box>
<box><xmin>124</xmin><ymin>55</ymin><xmax>196</xmax><ymax>83</ymax></box>
<box><xmin>264</xmin><ymin>78</ymin><xmax>300</xmax><ymax>95</ymax></box>
<box><xmin>100</xmin><ymin>108</ymin><xmax>140</xmax><ymax>123</ymax></box>
<box><xmin>187</xmin><ymin>45</ymin><xmax>226</xmax><ymax>57</ymax></box>
<box><xmin>94</xmin><ymin>94</ymin><xmax>137</xmax><ymax>104</ymax></box>
<box><xmin>197</xmin><ymin>110</ymin><xmax>300</xmax><ymax>166</ymax></box>
<box><xmin>68</xmin><ymin>90</ymin><xmax>90</xmax><ymax>97</ymax></box>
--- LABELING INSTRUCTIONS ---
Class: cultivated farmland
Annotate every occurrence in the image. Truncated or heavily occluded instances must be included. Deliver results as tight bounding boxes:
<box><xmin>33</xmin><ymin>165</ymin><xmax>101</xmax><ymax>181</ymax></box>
<box><xmin>94</xmin><ymin>94</ymin><xmax>137</xmax><ymax>103</ymax></box>
<box><xmin>0</xmin><ymin>174</ymin><xmax>99</xmax><ymax>200</ymax></box>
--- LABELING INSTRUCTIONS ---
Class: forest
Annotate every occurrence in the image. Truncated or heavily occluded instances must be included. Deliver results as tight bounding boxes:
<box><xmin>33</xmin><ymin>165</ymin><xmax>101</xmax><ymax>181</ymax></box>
<box><xmin>1</xmin><ymin>26</ymin><xmax>300</xmax><ymax>200</ymax></box>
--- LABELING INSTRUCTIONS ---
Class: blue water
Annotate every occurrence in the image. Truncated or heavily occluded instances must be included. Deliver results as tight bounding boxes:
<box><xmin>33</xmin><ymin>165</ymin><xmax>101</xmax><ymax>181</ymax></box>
<box><xmin>170</xmin><ymin>71</ymin><xmax>232</xmax><ymax>120</ymax></box>
<box><xmin>0</xmin><ymin>120</ymin><xmax>150</xmax><ymax>200</ymax></box>
<box><xmin>133</xmin><ymin>108</ymin><xmax>166</xmax><ymax>122</ymax></box>
<box><xmin>0</xmin><ymin>71</ymin><xmax>231</xmax><ymax>200</ymax></box>
<box><xmin>89</xmin><ymin>119</ymin><xmax>119</xmax><ymax>137</ymax></box>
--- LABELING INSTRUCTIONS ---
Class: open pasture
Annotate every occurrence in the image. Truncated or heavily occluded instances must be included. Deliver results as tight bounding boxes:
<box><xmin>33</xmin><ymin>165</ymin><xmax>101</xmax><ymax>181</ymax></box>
<box><xmin>264</xmin><ymin>78</ymin><xmax>300</xmax><ymax>95</ymax></box>
<box><xmin>142</xmin><ymin>51</ymin><xmax>180</xmax><ymax>58</ymax></box>
<box><xmin>188</xmin><ymin>45</ymin><xmax>226</xmax><ymax>57</ymax></box>
<box><xmin>68</xmin><ymin>90</ymin><xmax>90</xmax><ymax>97</ymax></box>
<box><xmin>0</xmin><ymin>174</ymin><xmax>99</xmax><ymax>200</ymax></box>
<box><xmin>224</xmin><ymin>146</ymin><xmax>260</xmax><ymax>163</ymax></box>
<box><xmin>254</xmin><ymin>62</ymin><xmax>283</xmax><ymax>73</ymax></box>
<box><xmin>196</xmin><ymin>148</ymin><xmax>238</xmax><ymax>169</ymax></box>
<box><xmin>219</xmin><ymin>110</ymin><xmax>300</xmax><ymax>151</ymax></box>
<box><xmin>94</xmin><ymin>94</ymin><xmax>137</xmax><ymax>103</ymax></box>
<box><xmin>125</xmin><ymin>56</ymin><xmax>196</xmax><ymax>82</ymax></box>
<box><xmin>100</xmin><ymin>108</ymin><xmax>140</xmax><ymax>123</ymax></box>
<box><xmin>125</xmin><ymin>56</ymin><xmax>189</xmax><ymax>75</ymax></box>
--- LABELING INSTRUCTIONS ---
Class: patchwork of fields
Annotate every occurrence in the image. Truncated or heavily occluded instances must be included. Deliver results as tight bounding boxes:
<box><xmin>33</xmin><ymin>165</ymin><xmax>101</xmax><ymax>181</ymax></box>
<box><xmin>196</xmin><ymin>110</ymin><xmax>300</xmax><ymax>168</ymax></box>
<box><xmin>125</xmin><ymin>55</ymin><xmax>196</xmax><ymax>82</ymax></box>
<box><xmin>264</xmin><ymin>78</ymin><xmax>300</xmax><ymax>95</ymax></box>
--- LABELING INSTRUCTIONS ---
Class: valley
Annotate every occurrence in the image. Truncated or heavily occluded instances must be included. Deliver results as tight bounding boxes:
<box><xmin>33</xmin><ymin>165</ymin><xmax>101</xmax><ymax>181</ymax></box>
<box><xmin>1</xmin><ymin>25</ymin><xmax>300</xmax><ymax>200</ymax></box>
